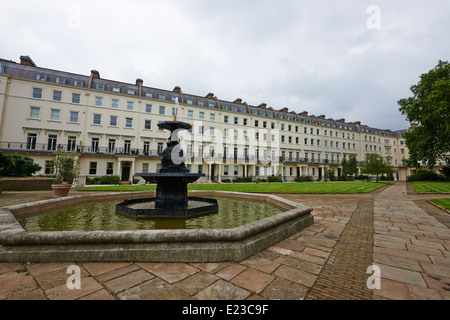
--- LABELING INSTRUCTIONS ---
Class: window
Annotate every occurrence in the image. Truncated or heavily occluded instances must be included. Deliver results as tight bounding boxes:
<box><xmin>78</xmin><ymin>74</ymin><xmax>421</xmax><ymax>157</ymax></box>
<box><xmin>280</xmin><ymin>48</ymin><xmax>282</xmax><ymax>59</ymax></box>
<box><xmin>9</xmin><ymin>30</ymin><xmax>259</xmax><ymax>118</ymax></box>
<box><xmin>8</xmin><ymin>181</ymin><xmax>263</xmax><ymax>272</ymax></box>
<box><xmin>124</xmin><ymin>140</ymin><xmax>131</xmax><ymax>154</ymax></box>
<box><xmin>145</xmin><ymin>104</ymin><xmax>152</xmax><ymax>113</ymax></box>
<box><xmin>199</xmin><ymin>112</ymin><xmax>204</xmax><ymax>120</ymax></box>
<box><xmin>188</xmin><ymin>110</ymin><xmax>194</xmax><ymax>119</ymax></box>
<box><xmin>55</xmin><ymin>76</ymin><xmax>66</xmax><ymax>84</ymax></box>
<box><xmin>127</xmin><ymin>101</ymin><xmax>134</xmax><ymax>111</ymax></box>
<box><xmin>33</xmin><ymin>88</ymin><xmax>42</xmax><ymax>99</ymax></box>
<box><xmin>143</xmin><ymin>141</ymin><xmax>150</xmax><ymax>155</ymax></box>
<box><xmin>157</xmin><ymin>143</ymin><xmax>164</xmax><ymax>155</ymax></box>
<box><xmin>89</xmin><ymin>162</ymin><xmax>97</xmax><ymax>175</ymax></box>
<box><xmin>72</xmin><ymin>93</ymin><xmax>80</xmax><ymax>104</ymax></box>
<box><xmin>159</xmin><ymin>106</ymin><xmax>165</xmax><ymax>115</ymax></box>
<box><xmin>210</xmin><ymin>127</ymin><xmax>215</xmax><ymax>136</ymax></box>
<box><xmin>127</xmin><ymin>89</ymin><xmax>135</xmax><ymax>95</ymax></box>
<box><xmin>234</xmin><ymin>117</ymin><xmax>239</xmax><ymax>125</ymax></box>
<box><xmin>95</xmin><ymin>97</ymin><xmax>103</xmax><ymax>107</ymax></box>
<box><xmin>199</xmin><ymin>126</ymin><xmax>204</xmax><ymax>135</ymax></box>
<box><xmin>243</xmin><ymin>118</ymin><xmax>248</xmax><ymax>126</ymax></box>
<box><xmin>67</xmin><ymin>136</ymin><xmax>76</xmax><ymax>152</ymax></box>
<box><xmin>91</xmin><ymin>138</ymin><xmax>99</xmax><ymax>152</ymax></box>
<box><xmin>106</xmin><ymin>162</ymin><xmax>114</xmax><ymax>175</ymax></box>
<box><xmin>53</xmin><ymin>91</ymin><xmax>62</xmax><ymax>101</ymax></box>
<box><xmin>108</xmin><ymin>139</ymin><xmax>116</xmax><ymax>153</ymax></box>
<box><xmin>224</xmin><ymin>115</ymin><xmax>229</xmax><ymax>123</ymax></box>
<box><xmin>255</xmin><ymin>120</ymin><xmax>259</xmax><ymax>127</ymax></box>
<box><xmin>45</xmin><ymin>160</ymin><xmax>54</xmax><ymax>175</ymax></box>
<box><xmin>224</xmin><ymin>165</ymin><xmax>229</xmax><ymax>176</ymax></box>
<box><xmin>29</xmin><ymin>107</ymin><xmax>40</xmax><ymax>119</ymax></box>
<box><xmin>111</xmin><ymin>99</ymin><xmax>119</xmax><ymax>109</ymax></box>
<box><xmin>198</xmin><ymin>165</ymin><xmax>203</xmax><ymax>174</ymax></box>
<box><xmin>93</xmin><ymin>114</ymin><xmax>101</xmax><ymax>125</ymax></box>
<box><xmin>50</xmin><ymin>109</ymin><xmax>60</xmax><ymax>121</ymax></box>
<box><xmin>110</xmin><ymin>116</ymin><xmax>118</xmax><ymax>126</ymax></box>
<box><xmin>125</xmin><ymin>118</ymin><xmax>133</xmax><ymax>128</ymax></box>
<box><xmin>47</xmin><ymin>135</ymin><xmax>57</xmax><ymax>151</ymax></box>
<box><xmin>234</xmin><ymin>166</ymin><xmax>239</xmax><ymax>176</ymax></box>
<box><xmin>145</xmin><ymin>120</ymin><xmax>151</xmax><ymax>130</ymax></box>
<box><xmin>112</xmin><ymin>86</ymin><xmax>120</xmax><ymax>93</ymax></box>
<box><xmin>142</xmin><ymin>163</ymin><xmax>149</xmax><ymax>173</ymax></box>
<box><xmin>210</xmin><ymin>113</ymin><xmax>215</xmax><ymax>122</ymax></box>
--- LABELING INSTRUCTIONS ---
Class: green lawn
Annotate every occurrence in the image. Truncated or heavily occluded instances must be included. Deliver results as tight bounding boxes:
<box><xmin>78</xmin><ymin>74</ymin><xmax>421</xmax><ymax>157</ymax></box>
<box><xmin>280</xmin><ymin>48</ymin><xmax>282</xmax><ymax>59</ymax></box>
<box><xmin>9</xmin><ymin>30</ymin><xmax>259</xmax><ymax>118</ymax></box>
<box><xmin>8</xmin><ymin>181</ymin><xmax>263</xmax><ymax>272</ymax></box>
<box><xmin>81</xmin><ymin>181</ymin><xmax>390</xmax><ymax>194</ymax></box>
<box><xmin>430</xmin><ymin>199</ymin><xmax>450</xmax><ymax>210</ymax></box>
<box><xmin>411</xmin><ymin>182</ymin><xmax>450</xmax><ymax>193</ymax></box>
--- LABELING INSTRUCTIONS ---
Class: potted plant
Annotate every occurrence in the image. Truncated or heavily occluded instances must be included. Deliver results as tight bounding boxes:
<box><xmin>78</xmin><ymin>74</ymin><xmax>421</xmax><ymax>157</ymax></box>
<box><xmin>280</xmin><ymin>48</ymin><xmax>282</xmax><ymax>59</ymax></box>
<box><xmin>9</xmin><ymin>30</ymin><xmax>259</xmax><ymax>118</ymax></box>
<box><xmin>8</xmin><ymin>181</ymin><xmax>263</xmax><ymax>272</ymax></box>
<box><xmin>51</xmin><ymin>150</ymin><xmax>79</xmax><ymax>197</ymax></box>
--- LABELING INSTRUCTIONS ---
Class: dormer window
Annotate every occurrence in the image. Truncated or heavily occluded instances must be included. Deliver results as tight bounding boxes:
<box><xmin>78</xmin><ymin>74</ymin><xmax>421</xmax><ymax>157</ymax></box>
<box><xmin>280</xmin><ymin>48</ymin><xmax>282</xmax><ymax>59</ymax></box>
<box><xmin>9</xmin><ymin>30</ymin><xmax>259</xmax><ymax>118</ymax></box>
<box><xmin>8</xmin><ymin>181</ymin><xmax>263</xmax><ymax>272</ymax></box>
<box><xmin>112</xmin><ymin>86</ymin><xmax>121</xmax><ymax>93</ymax></box>
<box><xmin>74</xmin><ymin>80</ymin><xmax>84</xmax><ymax>87</ymax></box>
<box><xmin>36</xmin><ymin>73</ymin><xmax>47</xmax><ymax>81</ymax></box>
<box><xmin>96</xmin><ymin>83</ymin><xmax>105</xmax><ymax>90</ymax></box>
<box><xmin>55</xmin><ymin>76</ymin><xmax>66</xmax><ymax>84</ymax></box>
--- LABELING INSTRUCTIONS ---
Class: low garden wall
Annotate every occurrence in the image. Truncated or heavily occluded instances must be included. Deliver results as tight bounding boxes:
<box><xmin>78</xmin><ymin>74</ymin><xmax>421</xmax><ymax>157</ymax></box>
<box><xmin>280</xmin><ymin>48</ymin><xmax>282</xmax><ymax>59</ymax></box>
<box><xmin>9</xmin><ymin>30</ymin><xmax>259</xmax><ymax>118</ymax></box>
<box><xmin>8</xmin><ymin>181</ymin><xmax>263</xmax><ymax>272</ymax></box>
<box><xmin>1</xmin><ymin>177</ymin><xmax>56</xmax><ymax>191</ymax></box>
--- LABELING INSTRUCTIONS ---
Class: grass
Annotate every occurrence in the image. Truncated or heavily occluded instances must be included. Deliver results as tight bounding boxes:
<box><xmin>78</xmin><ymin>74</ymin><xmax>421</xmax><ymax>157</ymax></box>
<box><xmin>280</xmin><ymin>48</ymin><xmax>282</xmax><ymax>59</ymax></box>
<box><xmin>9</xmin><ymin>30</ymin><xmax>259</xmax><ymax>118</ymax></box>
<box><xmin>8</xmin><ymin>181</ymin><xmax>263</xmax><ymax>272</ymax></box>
<box><xmin>411</xmin><ymin>181</ymin><xmax>450</xmax><ymax>193</ymax></box>
<box><xmin>80</xmin><ymin>181</ymin><xmax>390</xmax><ymax>194</ymax></box>
<box><xmin>429</xmin><ymin>199</ymin><xmax>450</xmax><ymax>210</ymax></box>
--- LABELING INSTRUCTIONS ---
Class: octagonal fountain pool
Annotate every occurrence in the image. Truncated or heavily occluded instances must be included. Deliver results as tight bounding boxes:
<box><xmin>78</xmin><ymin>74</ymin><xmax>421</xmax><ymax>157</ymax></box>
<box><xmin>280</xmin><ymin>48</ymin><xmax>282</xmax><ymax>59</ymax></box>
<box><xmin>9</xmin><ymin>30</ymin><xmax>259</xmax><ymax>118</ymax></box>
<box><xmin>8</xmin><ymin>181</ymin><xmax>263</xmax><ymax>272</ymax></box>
<box><xmin>0</xmin><ymin>191</ymin><xmax>313</xmax><ymax>263</ymax></box>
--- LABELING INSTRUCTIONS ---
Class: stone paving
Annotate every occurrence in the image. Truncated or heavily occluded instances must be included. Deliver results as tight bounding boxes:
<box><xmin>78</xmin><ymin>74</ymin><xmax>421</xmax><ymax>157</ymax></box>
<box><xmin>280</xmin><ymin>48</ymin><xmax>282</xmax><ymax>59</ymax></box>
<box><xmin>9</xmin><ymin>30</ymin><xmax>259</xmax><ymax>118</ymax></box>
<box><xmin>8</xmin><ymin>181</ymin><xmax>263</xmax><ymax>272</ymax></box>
<box><xmin>0</xmin><ymin>182</ymin><xmax>449</xmax><ymax>300</ymax></box>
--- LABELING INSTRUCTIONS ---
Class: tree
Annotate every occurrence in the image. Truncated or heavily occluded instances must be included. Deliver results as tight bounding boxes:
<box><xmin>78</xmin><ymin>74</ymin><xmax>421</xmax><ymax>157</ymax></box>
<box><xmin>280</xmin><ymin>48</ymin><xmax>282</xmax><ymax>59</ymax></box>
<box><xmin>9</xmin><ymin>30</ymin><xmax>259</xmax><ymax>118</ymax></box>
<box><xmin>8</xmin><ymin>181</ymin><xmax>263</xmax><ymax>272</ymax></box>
<box><xmin>342</xmin><ymin>155</ymin><xmax>358</xmax><ymax>178</ymax></box>
<box><xmin>0</xmin><ymin>152</ymin><xmax>42</xmax><ymax>177</ymax></box>
<box><xmin>51</xmin><ymin>151</ymin><xmax>78</xmax><ymax>184</ymax></box>
<box><xmin>361</xmin><ymin>153</ymin><xmax>394</xmax><ymax>182</ymax></box>
<box><xmin>398</xmin><ymin>60</ymin><xmax>450</xmax><ymax>168</ymax></box>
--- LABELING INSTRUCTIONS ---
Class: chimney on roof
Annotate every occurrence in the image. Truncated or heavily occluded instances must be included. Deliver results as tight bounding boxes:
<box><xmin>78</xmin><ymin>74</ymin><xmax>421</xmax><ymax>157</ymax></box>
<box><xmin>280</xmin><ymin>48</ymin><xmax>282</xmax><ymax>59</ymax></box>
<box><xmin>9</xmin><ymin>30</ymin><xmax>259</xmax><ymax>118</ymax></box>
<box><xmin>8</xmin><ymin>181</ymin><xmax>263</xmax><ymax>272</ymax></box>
<box><xmin>336</xmin><ymin>118</ymin><xmax>345</xmax><ymax>123</ymax></box>
<box><xmin>20</xmin><ymin>55</ymin><xmax>36</xmax><ymax>67</ymax></box>
<box><xmin>258</xmin><ymin>103</ymin><xmax>267</xmax><ymax>109</ymax></box>
<box><xmin>233</xmin><ymin>98</ymin><xmax>242</xmax><ymax>104</ymax></box>
<box><xmin>353</xmin><ymin>121</ymin><xmax>361</xmax><ymax>125</ymax></box>
<box><xmin>318</xmin><ymin>115</ymin><xmax>326</xmax><ymax>119</ymax></box>
<box><xmin>299</xmin><ymin>111</ymin><xmax>308</xmax><ymax>116</ymax></box>
<box><xmin>173</xmin><ymin>86</ymin><xmax>183</xmax><ymax>103</ymax></box>
<box><xmin>205</xmin><ymin>93</ymin><xmax>214</xmax><ymax>99</ymax></box>
<box><xmin>88</xmin><ymin>70</ymin><xmax>100</xmax><ymax>89</ymax></box>
<box><xmin>280</xmin><ymin>107</ymin><xmax>289</xmax><ymax>112</ymax></box>
<box><xmin>136</xmin><ymin>79</ymin><xmax>144</xmax><ymax>96</ymax></box>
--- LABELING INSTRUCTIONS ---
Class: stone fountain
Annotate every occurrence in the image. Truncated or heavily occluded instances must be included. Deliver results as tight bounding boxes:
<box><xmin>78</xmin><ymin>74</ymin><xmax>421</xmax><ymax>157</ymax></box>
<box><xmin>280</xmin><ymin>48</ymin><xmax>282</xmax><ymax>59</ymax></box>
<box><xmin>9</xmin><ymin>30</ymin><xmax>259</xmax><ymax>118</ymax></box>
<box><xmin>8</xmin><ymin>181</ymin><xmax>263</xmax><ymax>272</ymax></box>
<box><xmin>116</xmin><ymin>101</ymin><xmax>218</xmax><ymax>218</ymax></box>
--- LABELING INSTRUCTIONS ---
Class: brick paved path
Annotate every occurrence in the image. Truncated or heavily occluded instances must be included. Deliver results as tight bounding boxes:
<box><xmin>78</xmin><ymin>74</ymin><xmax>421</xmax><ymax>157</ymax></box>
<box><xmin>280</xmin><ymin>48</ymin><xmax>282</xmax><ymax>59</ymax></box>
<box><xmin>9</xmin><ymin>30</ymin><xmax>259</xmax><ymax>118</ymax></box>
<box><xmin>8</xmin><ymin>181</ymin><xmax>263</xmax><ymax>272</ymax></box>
<box><xmin>305</xmin><ymin>198</ymin><xmax>375</xmax><ymax>300</ymax></box>
<box><xmin>1</xmin><ymin>182</ymin><xmax>449</xmax><ymax>300</ymax></box>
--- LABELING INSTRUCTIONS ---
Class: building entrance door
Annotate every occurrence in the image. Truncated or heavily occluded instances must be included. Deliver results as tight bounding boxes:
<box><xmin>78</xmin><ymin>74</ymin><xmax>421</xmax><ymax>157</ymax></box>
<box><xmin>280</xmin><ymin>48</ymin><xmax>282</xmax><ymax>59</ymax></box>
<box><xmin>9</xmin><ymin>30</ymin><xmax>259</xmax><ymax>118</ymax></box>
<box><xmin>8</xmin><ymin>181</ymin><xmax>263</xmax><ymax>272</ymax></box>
<box><xmin>121</xmin><ymin>162</ymin><xmax>131</xmax><ymax>182</ymax></box>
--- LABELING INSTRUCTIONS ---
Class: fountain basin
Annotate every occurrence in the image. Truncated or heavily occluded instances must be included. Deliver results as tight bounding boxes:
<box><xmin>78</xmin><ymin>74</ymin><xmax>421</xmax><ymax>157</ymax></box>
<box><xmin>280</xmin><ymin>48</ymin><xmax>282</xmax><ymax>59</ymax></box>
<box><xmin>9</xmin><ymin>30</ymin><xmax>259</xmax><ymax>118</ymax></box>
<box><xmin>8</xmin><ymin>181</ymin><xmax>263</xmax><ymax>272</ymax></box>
<box><xmin>116</xmin><ymin>196</ymin><xmax>218</xmax><ymax>218</ymax></box>
<box><xmin>0</xmin><ymin>191</ymin><xmax>313</xmax><ymax>263</ymax></box>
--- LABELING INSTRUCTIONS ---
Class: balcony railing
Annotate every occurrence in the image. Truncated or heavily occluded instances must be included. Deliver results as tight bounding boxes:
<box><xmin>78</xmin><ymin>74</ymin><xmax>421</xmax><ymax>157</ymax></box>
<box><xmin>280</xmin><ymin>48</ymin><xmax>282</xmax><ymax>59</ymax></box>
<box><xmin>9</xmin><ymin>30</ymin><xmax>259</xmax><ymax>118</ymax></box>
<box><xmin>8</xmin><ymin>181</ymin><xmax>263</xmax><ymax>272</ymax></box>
<box><xmin>279</xmin><ymin>156</ymin><xmax>341</xmax><ymax>165</ymax></box>
<box><xmin>0</xmin><ymin>141</ymin><xmax>161</xmax><ymax>157</ymax></box>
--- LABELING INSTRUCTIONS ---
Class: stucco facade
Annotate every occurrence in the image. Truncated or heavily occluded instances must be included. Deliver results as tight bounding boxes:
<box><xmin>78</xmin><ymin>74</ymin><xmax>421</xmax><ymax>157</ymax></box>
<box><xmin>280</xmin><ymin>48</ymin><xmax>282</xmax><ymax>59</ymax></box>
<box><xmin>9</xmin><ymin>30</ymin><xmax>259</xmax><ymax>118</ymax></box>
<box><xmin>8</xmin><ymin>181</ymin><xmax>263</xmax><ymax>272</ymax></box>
<box><xmin>0</xmin><ymin>56</ymin><xmax>432</xmax><ymax>184</ymax></box>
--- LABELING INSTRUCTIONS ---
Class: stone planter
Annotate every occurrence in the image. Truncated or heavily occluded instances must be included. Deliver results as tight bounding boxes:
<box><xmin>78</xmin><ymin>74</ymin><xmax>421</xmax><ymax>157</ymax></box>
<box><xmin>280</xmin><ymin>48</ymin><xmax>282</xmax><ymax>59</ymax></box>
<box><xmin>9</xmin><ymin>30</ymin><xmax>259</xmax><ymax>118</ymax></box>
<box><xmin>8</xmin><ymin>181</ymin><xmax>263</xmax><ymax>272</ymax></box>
<box><xmin>51</xmin><ymin>184</ymin><xmax>72</xmax><ymax>197</ymax></box>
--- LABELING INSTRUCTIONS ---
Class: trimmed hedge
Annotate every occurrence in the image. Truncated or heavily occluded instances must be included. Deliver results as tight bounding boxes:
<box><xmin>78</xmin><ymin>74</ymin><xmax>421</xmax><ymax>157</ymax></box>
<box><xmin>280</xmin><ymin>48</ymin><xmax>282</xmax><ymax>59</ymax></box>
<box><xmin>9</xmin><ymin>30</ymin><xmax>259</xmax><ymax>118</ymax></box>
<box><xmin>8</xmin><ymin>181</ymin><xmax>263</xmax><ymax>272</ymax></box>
<box><xmin>86</xmin><ymin>175</ymin><xmax>121</xmax><ymax>185</ymax></box>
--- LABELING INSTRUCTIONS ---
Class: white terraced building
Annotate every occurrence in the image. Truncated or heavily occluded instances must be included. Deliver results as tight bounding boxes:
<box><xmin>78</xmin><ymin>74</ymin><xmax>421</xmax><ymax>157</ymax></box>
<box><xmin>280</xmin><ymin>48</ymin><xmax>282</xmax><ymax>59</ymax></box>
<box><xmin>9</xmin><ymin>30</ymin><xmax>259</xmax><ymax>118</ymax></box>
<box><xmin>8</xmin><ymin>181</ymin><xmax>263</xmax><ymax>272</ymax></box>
<box><xmin>0</xmin><ymin>55</ymin><xmax>427</xmax><ymax>184</ymax></box>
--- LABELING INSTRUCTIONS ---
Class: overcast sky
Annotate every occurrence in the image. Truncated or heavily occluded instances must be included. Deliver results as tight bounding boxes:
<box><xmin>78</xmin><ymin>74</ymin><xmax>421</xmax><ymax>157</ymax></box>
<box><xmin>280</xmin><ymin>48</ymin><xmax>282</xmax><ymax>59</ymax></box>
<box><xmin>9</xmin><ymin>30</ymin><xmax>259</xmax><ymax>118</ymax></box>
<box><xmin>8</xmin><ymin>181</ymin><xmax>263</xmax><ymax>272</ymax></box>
<box><xmin>1</xmin><ymin>0</ymin><xmax>449</xmax><ymax>131</ymax></box>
